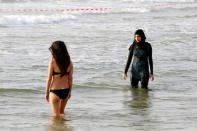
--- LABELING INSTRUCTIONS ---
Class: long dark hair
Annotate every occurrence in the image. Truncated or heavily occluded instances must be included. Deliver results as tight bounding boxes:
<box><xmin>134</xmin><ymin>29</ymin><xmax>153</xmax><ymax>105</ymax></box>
<box><xmin>130</xmin><ymin>29</ymin><xmax>147</xmax><ymax>50</ymax></box>
<box><xmin>134</xmin><ymin>29</ymin><xmax>146</xmax><ymax>43</ymax></box>
<box><xmin>49</xmin><ymin>41</ymin><xmax>71</xmax><ymax>75</ymax></box>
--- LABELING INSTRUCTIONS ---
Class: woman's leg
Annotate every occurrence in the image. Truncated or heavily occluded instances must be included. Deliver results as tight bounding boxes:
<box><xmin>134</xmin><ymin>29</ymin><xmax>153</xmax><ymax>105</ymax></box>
<box><xmin>130</xmin><ymin>75</ymin><xmax>139</xmax><ymax>88</ymax></box>
<box><xmin>59</xmin><ymin>98</ymin><xmax>69</xmax><ymax>116</ymax></box>
<box><xmin>49</xmin><ymin>92</ymin><xmax>60</xmax><ymax>117</ymax></box>
<box><xmin>141</xmin><ymin>77</ymin><xmax>149</xmax><ymax>89</ymax></box>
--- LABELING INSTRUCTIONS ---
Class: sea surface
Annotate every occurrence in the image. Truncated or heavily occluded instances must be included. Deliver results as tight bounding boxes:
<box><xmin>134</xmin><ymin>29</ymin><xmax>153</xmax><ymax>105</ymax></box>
<box><xmin>0</xmin><ymin>0</ymin><xmax>197</xmax><ymax>131</ymax></box>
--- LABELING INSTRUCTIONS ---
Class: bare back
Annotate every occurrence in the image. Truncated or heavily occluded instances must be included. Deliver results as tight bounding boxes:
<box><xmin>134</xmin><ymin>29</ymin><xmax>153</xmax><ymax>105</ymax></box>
<box><xmin>50</xmin><ymin>59</ymin><xmax>72</xmax><ymax>90</ymax></box>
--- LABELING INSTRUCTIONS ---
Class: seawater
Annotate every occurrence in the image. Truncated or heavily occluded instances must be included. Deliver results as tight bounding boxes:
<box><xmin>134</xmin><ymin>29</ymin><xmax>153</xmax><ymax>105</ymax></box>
<box><xmin>0</xmin><ymin>0</ymin><xmax>197</xmax><ymax>131</ymax></box>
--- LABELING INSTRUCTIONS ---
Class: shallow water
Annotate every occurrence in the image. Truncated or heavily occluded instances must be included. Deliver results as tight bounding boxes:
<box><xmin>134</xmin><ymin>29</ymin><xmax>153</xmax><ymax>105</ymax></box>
<box><xmin>0</xmin><ymin>0</ymin><xmax>197</xmax><ymax>131</ymax></box>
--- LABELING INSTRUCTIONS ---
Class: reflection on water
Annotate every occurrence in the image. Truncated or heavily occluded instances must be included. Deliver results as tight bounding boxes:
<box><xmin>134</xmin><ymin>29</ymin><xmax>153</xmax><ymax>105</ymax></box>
<box><xmin>128</xmin><ymin>88</ymin><xmax>151</xmax><ymax>109</ymax></box>
<box><xmin>122</xmin><ymin>88</ymin><xmax>154</xmax><ymax>128</ymax></box>
<box><xmin>46</xmin><ymin>117</ymin><xmax>73</xmax><ymax>131</ymax></box>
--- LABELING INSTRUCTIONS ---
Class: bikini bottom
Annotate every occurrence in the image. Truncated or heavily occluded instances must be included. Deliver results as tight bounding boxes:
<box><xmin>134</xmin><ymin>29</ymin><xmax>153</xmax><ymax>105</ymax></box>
<box><xmin>50</xmin><ymin>88</ymin><xmax>69</xmax><ymax>99</ymax></box>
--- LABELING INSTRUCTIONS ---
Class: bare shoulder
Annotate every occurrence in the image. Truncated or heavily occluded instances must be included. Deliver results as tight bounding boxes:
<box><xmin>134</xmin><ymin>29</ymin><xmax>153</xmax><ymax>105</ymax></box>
<box><xmin>48</xmin><ymin>59</ymin><xmax>56</xmax><ymax>70</ymax></box>
<box><xmin>49</xmin><ymin>59</ymin><xmax>55</xmax><ymax>66</ymax></box>
<box><xmin>52</xmin><ymin>59</ymin><xmax>55</xmax><ymax>63</ymax></box>
<box><xmin>70</xmin><ymin>61</ymin><xmax>73</xmax><ymax>67</ymax></box>
<box><xmin>49</xmin><ymin>59</ymin><xmax>53</xmax><ymax>65</ymax></box>
<box><xmin>70</xmin><ymin>61</ymin><xmax>73</xmax><ymax>70</ymax></box>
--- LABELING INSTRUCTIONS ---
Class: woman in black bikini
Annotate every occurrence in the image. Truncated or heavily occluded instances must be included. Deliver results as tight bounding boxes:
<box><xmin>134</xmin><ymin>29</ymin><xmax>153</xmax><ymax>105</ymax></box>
<box><xmin>46</xmin><ymin>41</ymin><xmax>73</xmax><ymax>117</ymax></box>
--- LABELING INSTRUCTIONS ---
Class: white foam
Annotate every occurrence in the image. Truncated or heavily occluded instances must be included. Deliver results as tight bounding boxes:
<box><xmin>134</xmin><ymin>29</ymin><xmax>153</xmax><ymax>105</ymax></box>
<box><xmin>123</xmin><ymin>0</ymin><xmax>196</xmax><ymax>2</ymax></box>
<box><xmin>0</xmin><ymin>14</ymin><xmax>76</xmax><ymax>25</ymax></box>
<box><xmin>121</xmin><ymin>7</ymin><xmax>151</xmax><ymax>13</ymax></box>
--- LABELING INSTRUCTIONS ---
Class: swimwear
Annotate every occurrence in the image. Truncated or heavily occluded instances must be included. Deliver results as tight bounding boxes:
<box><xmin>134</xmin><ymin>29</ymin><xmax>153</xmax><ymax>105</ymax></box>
<box><xmin>52</xmin><ymin>71</ymin><xmax>69</xmax><ymax>76</ymax></box>
<box><xmin>124</xmin><ymin>42</ymin><xmax>153</xmax><ymax>79</ymax></box>
<box><xmin>130</xmin><ymin>75</ymin><xmax>149</xmax><ymax>89</ymax></box>
<box><xmin>50</xmin><ymin>88</ymin><xmax>70</xmax><ymax>99</ymax></box>
<box><xmin>124</xmin><ymin>42</ymin><xmax>153</xmax><ymax>89</ymax></box>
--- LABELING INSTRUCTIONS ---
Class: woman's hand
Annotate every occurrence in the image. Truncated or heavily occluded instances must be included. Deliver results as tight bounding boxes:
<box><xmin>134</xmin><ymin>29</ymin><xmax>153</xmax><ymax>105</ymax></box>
<box><xmin>122</xmin><ymin>73</ymin><xmax>127</xmax><ymax>80</ymax></box>
<box><xmin>149</xmin><ymin>74</ymin><xmax>154</xmax><ymax>81</ymax></box>
<box><xmin>46</xmin><ymin>92</ymin><xmax>49</xmax><ymax>102</ymax></box>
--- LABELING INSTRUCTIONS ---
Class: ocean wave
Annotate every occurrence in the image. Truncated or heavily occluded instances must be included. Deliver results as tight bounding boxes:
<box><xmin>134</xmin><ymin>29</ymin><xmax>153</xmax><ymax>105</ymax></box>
<box><xmin>120</xmin><ymin>2</ymin><xmax>197</xmax><ymax>13</ymax></box>
<box><xmin>0</xmin><ymin>14</ymin><xmax>76</xmax><ymax>26</ymax></box>
<box><xmin>120</xmin><ymin>7</ymin><xmax>151</xmax><ymax>13</ymax></box>
<box><xmin>0</xmin><ymin>88</ymin><xmax>41</xmax><ymax>93</ymax></box>
<box><xmin>122</xmin><ymin>0</ymin><xmax>196</xmax><ymax>3</ymax></box>
<box><xmin>0</xmin><ymin>0</ymin><xmax>52</xmax><ymax>3</ymax></box>
<box><xmin>74</xmin><ymin>84</ymin><xmax>124</xmax><ymax>90</ymax></box>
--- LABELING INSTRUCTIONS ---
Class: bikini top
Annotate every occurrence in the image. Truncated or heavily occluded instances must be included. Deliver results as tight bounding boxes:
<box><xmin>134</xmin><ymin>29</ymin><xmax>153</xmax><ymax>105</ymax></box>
<box><xmin>52</xmin><ymin>71</ymin><xmax>69</xmax><ymax>76</ymax></box>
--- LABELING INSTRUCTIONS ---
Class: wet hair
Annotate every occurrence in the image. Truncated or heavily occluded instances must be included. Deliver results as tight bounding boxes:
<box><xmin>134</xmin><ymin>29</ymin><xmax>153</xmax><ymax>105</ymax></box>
<box><xmin>134</xmin><ymin>29</ymin><xmax>146</xmax><ymax>42</ymax></box>
<box><xmin>49</xmin><ymin>41</ymin><xmax>70</xmax><ymax>76</ymax></box>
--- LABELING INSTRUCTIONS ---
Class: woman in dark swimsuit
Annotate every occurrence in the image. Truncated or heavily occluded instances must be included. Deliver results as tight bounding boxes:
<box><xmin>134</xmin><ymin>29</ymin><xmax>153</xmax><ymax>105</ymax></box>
<box><xmin>123</xmin><ymin>29</ymin><xmax>154</xmax><ymax>89</ymax></box>
<box><xmin>46</xmin><ymin>41</ymin><xmax>73</xmax><ymax>117</ymax></box>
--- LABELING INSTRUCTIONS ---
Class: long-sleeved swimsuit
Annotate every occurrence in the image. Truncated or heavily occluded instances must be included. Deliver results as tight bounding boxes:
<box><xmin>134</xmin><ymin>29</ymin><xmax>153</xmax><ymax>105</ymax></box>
<box><xmin>124</xmin><ymin>42</ymin><xmax>153</xmax><ymax>80</ymax></box>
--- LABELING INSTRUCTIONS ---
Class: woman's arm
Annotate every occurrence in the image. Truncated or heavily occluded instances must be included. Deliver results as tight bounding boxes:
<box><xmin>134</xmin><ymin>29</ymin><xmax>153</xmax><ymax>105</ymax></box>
<box><xmin>148</xmin><ymin>44</ymin><xmax>154</xmax><ymax>81</ymax></box>
<box><xmin>68</xmin><ymin>62</ymin><xmax>73</xmax><ymax>99</ymax></box>
<box><xmin>45</xmin><ymin>60</ymin><xmax>53</xmax><ymax>102</ymax></box>
<box><xmin>124</xmin><ymin>50</ymin><xmax>133</xmax><ymax>75</ymax></box>
<box><xmin>148</xmin><ymin>44</ymin><xmax>153</xmax><ymax>75</ymax></box>
<box><xmin>123</xmin><ymin>49</ymin><xmax>133</xmax><ymax>80</ymax></box>
<box><xmin>123</xmin><ymin>44</ymin><xmax>134</xmax><ymax>79</ymax></box>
